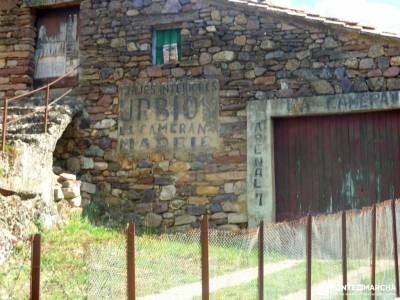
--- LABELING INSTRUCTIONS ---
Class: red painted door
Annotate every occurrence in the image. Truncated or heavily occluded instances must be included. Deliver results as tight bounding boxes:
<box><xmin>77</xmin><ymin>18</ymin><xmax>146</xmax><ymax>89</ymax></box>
<box><xmin>274</xmin><ymin>110</ymin><xmax>400</xmax><ymax>222</ymax></box>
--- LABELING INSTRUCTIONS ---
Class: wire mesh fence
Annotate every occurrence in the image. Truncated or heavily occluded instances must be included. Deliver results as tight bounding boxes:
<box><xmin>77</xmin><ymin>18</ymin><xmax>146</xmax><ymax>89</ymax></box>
<box><xmin>264</xmin><ymin>218</ymin><xmax>307</xmax><ymax>300</ymax></box>
<box><xmin>375</xmin><ymin>201</ymin><xmax>396</xmax><ymax>299</ymax></box>
<box><xmin>136</xmin><ymin>230</ymin><xmax>202</xmax><ymax>299</ymax></box>
<box><xmin>208</xmin><ymin>229</ymin><xmax>258</xmax><ymax>300</ymax></box>
<box><xmin>40</xmin><ymin>239</ymin><xmax>89</xmax><ymax>299</ymax></box>
<box><xmin>0</xmin><ymin>239</ymin><xmax>31</xmax><ymax>300</ymax></box>
<box><xmin>87</xmin><ymin>241</ymin><xmax>126</xmax><ymax>300</ymax></box>
<box><xmin>1</xmin><ymin>199</ymin><xmax>400</xmax><ymax>300</ymax></box>
<box><xmin>310</xmin><ymin>213</ymin><xmax>342</xmax><ymax>300</ymax></box>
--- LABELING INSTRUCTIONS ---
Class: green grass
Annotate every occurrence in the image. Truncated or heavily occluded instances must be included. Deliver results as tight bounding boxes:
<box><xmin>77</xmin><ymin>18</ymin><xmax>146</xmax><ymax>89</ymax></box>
<box><xmin>135</xmin><ymin>231</ymin><xmax>261</xmax><ymax>296</ymax></box>
<box><xmin>0</xmin><ymin>215</ymin><xmax>261</xmax><ymax>299</ymax></box>
<box><xmin>2</xmin><ymin>216</ymin><xmax>382</xmax><ymax>299</ymax></box>
<box><xmin>202</xmin><ymin>260</ymin><xmax>364</xmax><ymax>300</ymax></box>
<box><xmin>0</xmin><ymin>214</ymin><xmax>122</xmax><ymax>299</ymax></box>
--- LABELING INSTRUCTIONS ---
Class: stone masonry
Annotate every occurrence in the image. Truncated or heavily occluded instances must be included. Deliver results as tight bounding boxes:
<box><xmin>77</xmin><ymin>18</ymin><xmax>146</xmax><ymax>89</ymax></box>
<box><xmin>1</xmin><ymin>0</ymin><xmax>400</xmax><ymax>231</ymax></box>
<box><xmin>0</xmin><ymin>1</ymin><xmax>35</xmax><ymax>98</ymax></box>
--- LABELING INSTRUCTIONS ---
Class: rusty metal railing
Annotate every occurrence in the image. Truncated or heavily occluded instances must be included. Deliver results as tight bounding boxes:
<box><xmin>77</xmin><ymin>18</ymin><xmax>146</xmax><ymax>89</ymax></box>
<box><xmin>1</xmin><ymin>68</ymin><xmax>78</xmax><ymax>152</ymax></box>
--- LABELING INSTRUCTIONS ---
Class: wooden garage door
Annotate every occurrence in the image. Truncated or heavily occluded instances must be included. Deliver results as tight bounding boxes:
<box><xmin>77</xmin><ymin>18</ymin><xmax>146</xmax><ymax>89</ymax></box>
<box><xmin>274</xmin><ymin>110</ymin><xmax>400</xmax><ymax>222</ymax></box>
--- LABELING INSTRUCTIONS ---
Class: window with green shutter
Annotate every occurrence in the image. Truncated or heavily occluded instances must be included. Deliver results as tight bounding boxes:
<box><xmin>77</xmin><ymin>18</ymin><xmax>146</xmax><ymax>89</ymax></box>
<box><xmin>153</xmin><ymin>29</ymin><xmax>182</xmax><ymax>65</ymax></box>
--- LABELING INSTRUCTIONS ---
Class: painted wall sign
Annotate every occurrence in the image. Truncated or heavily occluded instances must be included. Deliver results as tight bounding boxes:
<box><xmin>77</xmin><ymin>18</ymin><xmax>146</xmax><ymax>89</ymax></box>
<box><xmin>34</xmin><ymin>8</ymin><xmax>79</xmax><ymax>80</ymax></box>
<box><xmin>118</xmin><ymin>79</ymin><xmax>220</xmax><ymax>158</ymax></box>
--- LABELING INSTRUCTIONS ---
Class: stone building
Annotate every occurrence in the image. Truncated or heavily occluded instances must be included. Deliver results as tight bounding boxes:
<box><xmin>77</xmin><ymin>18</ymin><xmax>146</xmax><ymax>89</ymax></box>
<box><xmin>1</xmin><ymin>0</ymin><xmax>400</xmax><ymax>231</ymax></box>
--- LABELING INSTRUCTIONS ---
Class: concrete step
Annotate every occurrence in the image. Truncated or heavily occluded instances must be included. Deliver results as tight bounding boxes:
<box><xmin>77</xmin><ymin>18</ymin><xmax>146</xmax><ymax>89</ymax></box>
<box><xmin>7</xmin><ymin>122</ymin><xmax>48</xmax><ymax>135</ymax></box>
<box><xmin>1</xmin><ymin>109</ymin><xmax>64</xmax><ymax>124</ymax></box>
<box><xmin>5</xmin><ymin>133</ymin><xmax>41</xmax><ymax>144</ymax></box>
<box><xmin>1</xmin><ymin>95</ymin><xmax>82</xmax><ymax>146</ymax></box>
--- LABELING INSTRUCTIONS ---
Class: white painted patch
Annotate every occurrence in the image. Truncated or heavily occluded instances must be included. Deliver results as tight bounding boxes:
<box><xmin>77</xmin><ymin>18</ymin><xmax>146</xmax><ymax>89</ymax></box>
<box><xmin>341</xmin><ymin>171</ymin><xmax>355</xmax><ymax>208</ymax></box>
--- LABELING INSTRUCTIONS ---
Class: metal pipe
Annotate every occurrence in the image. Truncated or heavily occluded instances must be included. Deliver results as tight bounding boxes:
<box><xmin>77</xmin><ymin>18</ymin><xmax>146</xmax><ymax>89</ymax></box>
<box><xmin>6</xmin><ymin>68</ymin><xmax>77</xmax><ymax>103</ymax></box>
<box><xmin>48</xmin><ymin>89</ymin><xmax>73</xmax><ymax>107</ymax></box>
<box><xmin>342</xmin><ymin>210</ymin><xmax>347</xmax><ymax>300</ymax></box>
<box><xmin>201</xmin><ymin>215</ymin><xmax>209</xmax><ymax>300</ymax></box>
<box><xmin>1</xmin><ymin>97</ymin><xmax>7</xmax><ymax>152</ymax></box>
<box><xmin>306</xmin><ymin>214</ymin><xmax>312</xmax><ymax>300</ymax></box>
<box><xmin>8</xmin><ymin>89</ymin><xmax>73</xmax><ymax>126</ymax></box>
<box><xmin>30</xmin><ymin>234</ymin><xmax>41</xmax><ymax>300</ymax></box>
<box><xmin>127</xmin><ymin>223</ymin><xmax>136</xmax><ymax>300</ymax></box>
<box><xmin>0</xmin><ymin>66</ymin><xmax>77</xmax><ymax>150</ymax></box>
<box><xmin>44</xmin><ymin>86</ymin><xmax>49</xmax><ymax>133</ymax></box>
<box><xmin>371</xmin><ymin>204</ymin><xmax>376</xmax><ymax>300</ymax></box>
<box><xmin>258</xmin><ymin>220</ymin><xmax>264</xmax><ymax>300</ymax></box>
<box><xmin>392</xmin><ymin>200</ymin><xmax>400</xmax><ymax>297</ymax></box>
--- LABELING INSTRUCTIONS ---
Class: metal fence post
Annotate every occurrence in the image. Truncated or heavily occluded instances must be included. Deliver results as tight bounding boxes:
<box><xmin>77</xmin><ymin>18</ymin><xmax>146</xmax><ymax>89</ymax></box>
<box><xmin>2</xmin><ymin>97</ymin><xmax>8</xmax><ymax>152</ymax></box>
<box><xmin>306</xmin><ymin>214</ymin><xmax>312</xmax><ymax>300</ymax></box>
<box><xmin>342</xmin><ymin>210</ymin><xmax>347</xmax><ymax>300</ymax></box>
<box><xmin>127</xmin><ymin>223</ymin><xmax>135</xmax><ymax>300</ymax></box>
<box><xmin>392</xmin><ymin>199</ymin><xmax>400</xmax><ymax>297</ymax></box>
<box><xmin>371</xmin><ymin>204</ymin><xmax>376</xmax><ymax>300</ymax></box>
<box><xmin>201</xmin><ymin>215</ymin><xmax>209</xmax><ymax>300</ymax></box>
<box><xmin>30</xmin><ymin>234</ymin><xmax>41</xmax><ymax>300</ymax></box>
<box><xmin>44</xmin><ymin>86</ymin><xmax>49</xmax><ymax>133</ymax></box>
<box><xmin>258</xmin><ymin>220</ymin><xmax>264</xmax><ymax>300</ymax></box>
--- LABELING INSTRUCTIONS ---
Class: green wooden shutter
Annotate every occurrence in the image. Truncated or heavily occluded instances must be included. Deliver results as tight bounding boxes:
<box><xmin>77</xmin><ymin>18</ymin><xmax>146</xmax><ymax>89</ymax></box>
<box><xmin>155</xmin><ymin>30</ymin><xmax>165</xmax><ymax>65</ymax></box>
<box><xmin>155</xmin><ymin>29</ymin><xmax>181</xmax><ymax>65</ymax></box>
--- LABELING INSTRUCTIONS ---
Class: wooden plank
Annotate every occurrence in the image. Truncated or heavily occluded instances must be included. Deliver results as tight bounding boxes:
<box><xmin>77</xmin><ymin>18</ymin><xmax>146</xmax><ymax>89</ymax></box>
<box><xmin>342</xmin><ymin>114</ymin><xmax>352</xmax><ymax>210</ymax></box>
<box><xmin>385</xmin><ymin>111</ymin><xmax>396</xmax><ymax>200</ymax></box>
<box><xmin>347</xmin><ymin>113</ymin><xmax>357</xmax><ymax>209</ymax></box>
<box><xmin>274</xmin><ymin>110</ymin><xmax>400</xmax><ymax>221</ymax></box>
<box><xmin>318</xmin><ymin>116</ymin><xmax>330</xmax><ymax>213</ymax></box>
<box><xmin>352</xmin><ymin>115</ymin><xmax>367</xmax><ymax>208</ymax></box>
<box><xmin>393</xmin><ymin>111</ymin><xmax>400</xmax><ymax>201</ymax></box>
<box><xmin>365</xmin><ymin>111</ymin><xmax>376</xmax><ymax>205</ymax></box>
<box><xmin>359</xmin><ymin>113</ymin><xmax>371</xmax><ymax>208</ymax></box>
<box><xmin>374</xmin><ymin>112</ymin><xmax>384</xmax><ymax>203</ymax></box>
<box><xmin>388</xmin><ymin>111</ymin><xmax>397</xmax><ymax>199</ymax></box>
<box><xmin>334</xmin><ymin>114</ymin><xmax>345</xmax><ymax>211</ymax></box>
<box><xmin>288</xmin><ymin>118</ymin><xmax>298</xmax><ymax>219</ymax></box>
<box><xmin>330</xmin><ymin>115</ymin><xmax>341</xmax><ymax>213</ymax></box>
<box><xmin>281</xmin><ymin>118</ymin><xmax>288</xmax><ymax>219</ymax></box>
<box><xmin>394</xmin><ymin>111</ymin><xmax>400</xmax><ymax>199</ymax></box>
<box><xmin>274</xmin><ymin>118</ymin><xmax>290</xmax><ymax>220</ymax></box>
<box><xmin>392</xmin><ymin>199</ymin><xmax>400</xmax><ymax>297</ymax></box>
<box><xmin>310</xmin><ymin>116</ymin><xmax>320</xmax><ymax>214</ymax></box>
<box><xmin>294</xmin><ymin>117</ymin><xmax>303</xmax><ymax>219</ymax></box>
<box><xmin>303</xmin><ymin>118</ymin><xmax>314</xmax><ymax>215</ymax></box>
<box><xmin>381</xmin><ymin>111</ymin><xmax>391</xmax><ymax>202</ymax></box>
<box><xmin>273</xmin><ymin>119</ymin><xmax>285</xmax><ymax>220</ymax></box>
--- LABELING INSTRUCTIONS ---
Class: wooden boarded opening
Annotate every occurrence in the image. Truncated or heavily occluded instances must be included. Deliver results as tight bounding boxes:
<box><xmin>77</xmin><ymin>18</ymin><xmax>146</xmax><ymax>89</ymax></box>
<box><xmin>34</xmin><ymin>7</ymin><xmax>79</xmax><ymax>87</ymax></box>
<box><xmin>274</xmin><ymin>110</ymin><xmax>400</xmax><ymax>222</ymax></box>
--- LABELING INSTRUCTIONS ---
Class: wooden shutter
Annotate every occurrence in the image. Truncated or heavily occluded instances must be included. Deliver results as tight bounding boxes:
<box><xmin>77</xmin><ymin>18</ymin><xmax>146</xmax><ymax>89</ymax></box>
<box><xmin>155</xmin><ymin>29</ymin><xmax>181</xmax><ymax>65</ymax></box>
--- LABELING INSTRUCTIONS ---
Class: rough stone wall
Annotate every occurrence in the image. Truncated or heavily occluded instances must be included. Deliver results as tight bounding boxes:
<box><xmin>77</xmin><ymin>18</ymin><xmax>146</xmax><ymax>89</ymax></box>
<box><xmin>48</xmin><ymin>0</ymin><xmax>399</xmax><ymax>231</ymax></box>
<box><xmin>0</xmin><ymin>1</ymin><xmax>35</xmax><ymax>98</ymax></box>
